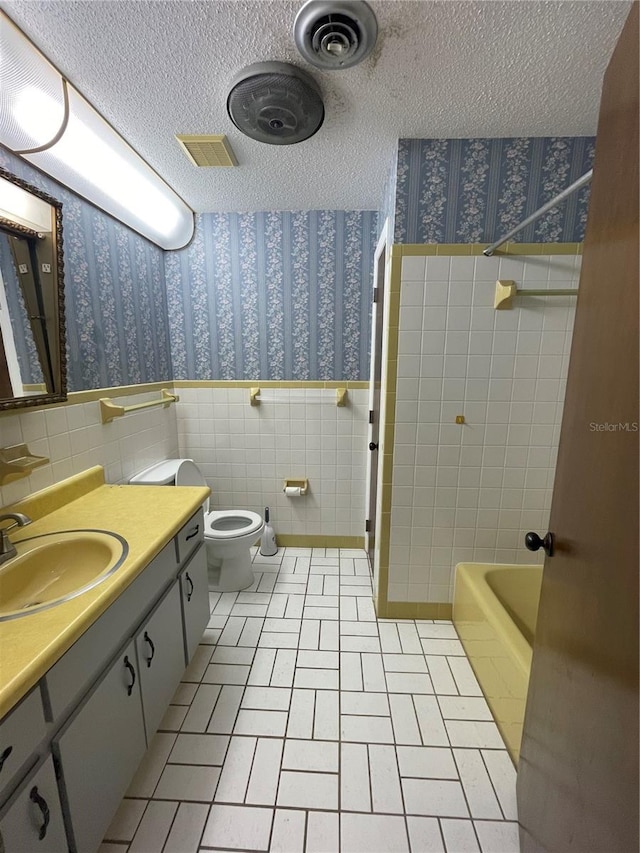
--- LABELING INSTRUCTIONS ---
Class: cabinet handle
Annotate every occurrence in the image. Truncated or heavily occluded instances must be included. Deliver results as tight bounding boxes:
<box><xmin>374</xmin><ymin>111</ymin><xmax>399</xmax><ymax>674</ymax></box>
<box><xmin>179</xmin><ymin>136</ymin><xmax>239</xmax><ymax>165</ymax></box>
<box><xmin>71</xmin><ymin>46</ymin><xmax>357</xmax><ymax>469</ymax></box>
<box><xmin>143</xmin><ymin>632</ymin><xmax>155</xmax><ymax>668</ymax></box>
<box><xmin>185</xmin><ymin>572</ymin><xmax>194</xmax><ymax>602</ymax></box>
<box><xmin>185</xmin><ymin>524</ymin><xmax>200</xmax><ymax>542</ymax></box>
<box><xmin>29</xmin><ymin>786</ymin><xmax>50</xmax><ymax>841</ymax></box>
<box><xmin>0</xmin><ymin>745</ymin><xmax>12</xmax><ymax>773</ymax></box>
<box><xmin>124</xmin><ymin>655</ymin><xmax>136</xmax><ymax>696</ymax></box>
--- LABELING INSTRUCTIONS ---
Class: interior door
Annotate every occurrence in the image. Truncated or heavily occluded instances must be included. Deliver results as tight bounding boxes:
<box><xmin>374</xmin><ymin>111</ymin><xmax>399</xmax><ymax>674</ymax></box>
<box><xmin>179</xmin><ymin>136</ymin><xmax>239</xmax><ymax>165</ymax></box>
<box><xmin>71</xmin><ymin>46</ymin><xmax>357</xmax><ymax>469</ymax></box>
<box><xmin>517</xmin><ymin>5</ymin><xmax>639</xmax><ymax>852</ymax></box>
<box><xmin>365</xmin><ymin>221</ymin><xmax>388</xmax><ymax>568</ymax></box>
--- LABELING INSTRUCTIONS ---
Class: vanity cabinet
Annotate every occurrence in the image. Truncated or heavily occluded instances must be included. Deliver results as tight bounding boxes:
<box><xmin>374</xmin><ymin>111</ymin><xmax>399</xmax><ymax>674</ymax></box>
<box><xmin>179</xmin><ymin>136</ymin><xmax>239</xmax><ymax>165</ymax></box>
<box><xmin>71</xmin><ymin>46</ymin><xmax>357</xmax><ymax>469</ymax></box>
<box><xmin>0</xmin><ymin>512</ymin><xmax>210</xmax><ymax>853</ymax></box>
<box><xmin>0</xmin><ymin>757</ymin><xmax>67</xmax><ymax>852</ymax></box>
<box><xmin>179</xmin><ymin>546</ymin><xmax>210</xmax><ymax>663</ymax></box>
<box><xmin>54</xmin><ymin>640</ymin><xmax>146</xmax><ymax>853</ymax></box>
<box><xmin>135</xmin><ymin>582</ymin><xmax>185</xmax><ymax>739</ymax></box>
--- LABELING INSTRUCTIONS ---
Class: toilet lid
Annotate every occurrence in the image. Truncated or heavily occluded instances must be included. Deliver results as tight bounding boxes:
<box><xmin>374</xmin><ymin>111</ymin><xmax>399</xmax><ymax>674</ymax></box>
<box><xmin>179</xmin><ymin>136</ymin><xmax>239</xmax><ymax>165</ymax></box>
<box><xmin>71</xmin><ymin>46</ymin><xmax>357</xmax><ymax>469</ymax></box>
<box><xmin>205</xmin><ymin>509</ymin><xmax>263</xmax><ymax>540</ymax></box>
<box><xmin>175</xmin><ymin>459</ymin><xmax>210</xmax><ymax>513</ymax></box>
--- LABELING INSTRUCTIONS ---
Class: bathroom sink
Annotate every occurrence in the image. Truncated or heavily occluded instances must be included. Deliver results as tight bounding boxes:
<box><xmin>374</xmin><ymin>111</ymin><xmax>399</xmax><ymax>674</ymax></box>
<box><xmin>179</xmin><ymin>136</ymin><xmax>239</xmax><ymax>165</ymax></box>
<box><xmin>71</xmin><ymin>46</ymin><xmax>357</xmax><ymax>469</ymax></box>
<box><xmin>0</xmin><ymin>530</ymin><xmax>129</xmax><ymax>621</ymax></box>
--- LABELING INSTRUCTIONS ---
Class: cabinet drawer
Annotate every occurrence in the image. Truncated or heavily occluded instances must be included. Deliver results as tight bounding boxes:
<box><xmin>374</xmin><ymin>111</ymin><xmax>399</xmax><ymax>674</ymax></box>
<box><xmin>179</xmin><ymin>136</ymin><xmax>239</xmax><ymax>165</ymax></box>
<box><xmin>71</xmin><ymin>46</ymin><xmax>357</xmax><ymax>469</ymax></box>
<box><xmin>0</xmin><ymin>688</ymin><xmax>46</xmax><ymax>803</ymax></box>
<box><xmin>180</xmin><ymin>546</ymin><xmax>210</xmax><ymax>663</ymax></box>
<box><xmin>0</xmin><ymin>755</ymin><xmax>67</xmax><ymax>853</ymax></box>
<box><xmin>135</xmin><ymin>582</ymin><xmax>185</xmax><ymax>741</ymax></box>
<box><xmin>53</xmin><ymin>640</ymin><xmax>146</xmax><ymax>853</ymax></box>
<box><xmin>45</xmin><ymin>541</ymin><xmax>177</xmax><ymax>722</ymax></box>
<box><xmin>176</xmin><ymin>508</ymin><xmax>204</xmax><ymax>564</ymax></box>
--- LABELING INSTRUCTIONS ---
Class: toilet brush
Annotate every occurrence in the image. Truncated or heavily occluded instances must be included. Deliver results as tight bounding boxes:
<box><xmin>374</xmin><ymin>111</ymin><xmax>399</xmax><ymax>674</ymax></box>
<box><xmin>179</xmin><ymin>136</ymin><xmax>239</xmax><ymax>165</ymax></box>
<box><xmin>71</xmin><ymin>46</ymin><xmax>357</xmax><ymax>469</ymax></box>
<box><xmin>259</xmin><ymin>506</ymin><xmax>278</xmax><ymax>556</ymax></box>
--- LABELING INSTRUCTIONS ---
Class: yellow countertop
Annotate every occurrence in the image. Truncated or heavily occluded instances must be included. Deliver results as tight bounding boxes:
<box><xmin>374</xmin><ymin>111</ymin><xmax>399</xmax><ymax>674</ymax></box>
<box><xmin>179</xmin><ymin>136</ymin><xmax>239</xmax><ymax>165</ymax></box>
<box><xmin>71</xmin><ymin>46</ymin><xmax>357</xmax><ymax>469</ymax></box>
<box><xmin>0</xmin><ymin>467</ymin><xmax>210</xmax><ymax>719</ymax></box>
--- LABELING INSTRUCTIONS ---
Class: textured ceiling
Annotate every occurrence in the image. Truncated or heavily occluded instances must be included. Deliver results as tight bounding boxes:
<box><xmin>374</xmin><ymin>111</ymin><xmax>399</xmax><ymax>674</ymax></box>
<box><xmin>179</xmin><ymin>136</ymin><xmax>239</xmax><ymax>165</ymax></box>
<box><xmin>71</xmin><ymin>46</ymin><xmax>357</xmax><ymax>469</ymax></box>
<box><xmin>1</xmin><ymin>0</ymin><xmax>631</xmax><ymax>213</ymax></box>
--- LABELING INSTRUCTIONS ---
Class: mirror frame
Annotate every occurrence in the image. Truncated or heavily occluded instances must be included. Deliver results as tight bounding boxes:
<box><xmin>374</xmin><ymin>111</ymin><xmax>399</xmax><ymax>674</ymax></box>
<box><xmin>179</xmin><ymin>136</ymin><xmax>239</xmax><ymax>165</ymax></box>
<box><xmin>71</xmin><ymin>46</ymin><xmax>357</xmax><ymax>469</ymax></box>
<box><xmin>0</xmin><ymin>165</ymin><xmax>67</xmax><ymax>411</ymax></box>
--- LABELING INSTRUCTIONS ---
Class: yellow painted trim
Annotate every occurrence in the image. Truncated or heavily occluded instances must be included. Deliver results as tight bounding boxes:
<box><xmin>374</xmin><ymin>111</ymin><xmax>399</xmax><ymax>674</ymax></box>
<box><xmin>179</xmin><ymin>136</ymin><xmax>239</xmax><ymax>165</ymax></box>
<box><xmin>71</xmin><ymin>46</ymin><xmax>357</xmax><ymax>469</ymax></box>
<box><xmin>172</xmin><ymin>380</ymin><xmax>369</xmax><ymax>390</ymax></box>
<box><xmin>276</xmin><ymin>534</ymin><xmax>365</xmax><ymax>549</ymax></box>
<box><xmin>377</xmin><ymin>601</ymin><xmax>453</xmax><ymax>620</ymax></box>
<box><xmin>394</xmin><ymin>242</ymin><xmax>583</xmax><ymax>257</ymax></box>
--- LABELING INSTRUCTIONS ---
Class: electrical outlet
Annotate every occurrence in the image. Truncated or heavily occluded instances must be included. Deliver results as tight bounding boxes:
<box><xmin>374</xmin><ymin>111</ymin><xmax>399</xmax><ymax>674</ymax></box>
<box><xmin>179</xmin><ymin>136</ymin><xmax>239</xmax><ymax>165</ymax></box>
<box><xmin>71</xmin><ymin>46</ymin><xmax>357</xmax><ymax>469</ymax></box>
<box><xmin>41</xmin><ymin>263</ymin><xmax>51</xmax><ymax>273</ymax></box>
<box><xmin>18</xmin><ymin>263</ymin><xmax>28</xmax><ymax>274</ymax></box>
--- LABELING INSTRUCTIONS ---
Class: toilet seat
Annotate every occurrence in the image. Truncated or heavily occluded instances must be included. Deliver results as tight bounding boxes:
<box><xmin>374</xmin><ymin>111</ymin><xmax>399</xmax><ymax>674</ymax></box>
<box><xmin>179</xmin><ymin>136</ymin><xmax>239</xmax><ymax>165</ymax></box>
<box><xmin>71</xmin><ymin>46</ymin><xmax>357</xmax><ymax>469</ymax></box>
<box><xmin>205</xmin><ymin>509</ymin><xmax>263</xmax><ymax>540</ymax></box>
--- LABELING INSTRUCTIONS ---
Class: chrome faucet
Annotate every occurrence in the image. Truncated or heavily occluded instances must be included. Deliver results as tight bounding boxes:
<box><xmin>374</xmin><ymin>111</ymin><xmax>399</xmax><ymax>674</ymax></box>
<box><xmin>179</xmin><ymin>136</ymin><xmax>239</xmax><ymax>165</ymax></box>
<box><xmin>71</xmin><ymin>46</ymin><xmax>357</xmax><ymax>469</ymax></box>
<box><xmin>0</xmin><ymin>513</ymin><xmax>32</xmax><ymax>565</ymax></box>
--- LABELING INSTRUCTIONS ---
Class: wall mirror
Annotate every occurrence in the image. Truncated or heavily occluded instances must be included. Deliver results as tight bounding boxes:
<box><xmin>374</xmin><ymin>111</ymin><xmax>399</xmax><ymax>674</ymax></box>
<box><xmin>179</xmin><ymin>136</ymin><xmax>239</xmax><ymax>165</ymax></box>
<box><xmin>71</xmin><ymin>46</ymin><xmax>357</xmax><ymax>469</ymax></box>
<box><xmin>0</xmin><ymin>166</ymin><xmax>66</xmax><ymax>410</ymax></box>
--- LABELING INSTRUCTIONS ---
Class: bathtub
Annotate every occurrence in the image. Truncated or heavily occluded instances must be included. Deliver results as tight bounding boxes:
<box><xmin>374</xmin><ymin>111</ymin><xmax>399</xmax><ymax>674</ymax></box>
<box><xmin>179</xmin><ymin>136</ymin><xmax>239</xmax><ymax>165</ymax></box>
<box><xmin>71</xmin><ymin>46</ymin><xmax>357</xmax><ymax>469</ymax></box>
<box><xmin>453</xmin><ymin>562</ymin><xmax>543</xmax><ymax>764</ymax></box>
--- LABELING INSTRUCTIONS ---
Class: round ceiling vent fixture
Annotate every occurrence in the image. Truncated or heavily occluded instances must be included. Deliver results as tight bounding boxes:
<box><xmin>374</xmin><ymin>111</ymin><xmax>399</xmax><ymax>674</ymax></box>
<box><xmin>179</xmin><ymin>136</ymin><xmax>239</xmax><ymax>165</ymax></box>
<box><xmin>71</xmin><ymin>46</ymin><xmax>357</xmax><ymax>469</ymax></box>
<box><xmin>226</xmin><ymin>61</ymin><xmax>324</xmax><ymax>145</ymax></box>
<box><xmin>294</xmin><ymin>0</ymin><xmax>378</xmax><ymax>70</ymax></box>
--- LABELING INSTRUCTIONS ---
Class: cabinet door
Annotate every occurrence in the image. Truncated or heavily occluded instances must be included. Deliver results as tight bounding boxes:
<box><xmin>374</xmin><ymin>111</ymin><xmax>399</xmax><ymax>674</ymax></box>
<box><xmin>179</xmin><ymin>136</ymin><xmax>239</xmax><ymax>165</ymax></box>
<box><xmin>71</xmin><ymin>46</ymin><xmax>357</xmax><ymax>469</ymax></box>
<box><xmin>0</xmin><ymin>756</ymin><xmax>67</xmax><ymax>853</ymax></box>
<box><xmin>180</xmin><ymin>546</ymin><xmax>210</xmax><ymax>663</ymax></box>
<box><xmin>0</xmin><ymin>687</ymin><xmax>46</xmax><ymax>806</ymax></box>
<box><xmin>53</xmin><ymin>640</ymin><xmax>146</xmax><ymax>853</ymax></box>
<box><xmin>135</xmin><ymin>582</ymin><xmax>185</xmax><ymax>741</ymax></box>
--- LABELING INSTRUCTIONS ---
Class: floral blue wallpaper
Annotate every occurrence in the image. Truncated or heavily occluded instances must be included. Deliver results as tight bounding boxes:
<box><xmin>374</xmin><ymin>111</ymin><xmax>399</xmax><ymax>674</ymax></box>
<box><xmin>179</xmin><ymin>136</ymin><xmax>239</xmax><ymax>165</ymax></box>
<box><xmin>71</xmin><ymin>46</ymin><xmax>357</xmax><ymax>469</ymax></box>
<box><xmin>394</xmin><ymin>137</ymin><xmax>595</xmax><ymax>244</ymax></box>
<box><xmin>0</xmin><ymin>149</ymin><xmax>172</xmax><ymax>391</ymax></box>
<box><xmin>165</xmin><ymin>210</ymin><xmax>378</xmax><ymax>381</ymax></box>
<box><xmin>0</xmin><ymin>234</ymin><xmax>43</xmax><ymax>385</ymax></box>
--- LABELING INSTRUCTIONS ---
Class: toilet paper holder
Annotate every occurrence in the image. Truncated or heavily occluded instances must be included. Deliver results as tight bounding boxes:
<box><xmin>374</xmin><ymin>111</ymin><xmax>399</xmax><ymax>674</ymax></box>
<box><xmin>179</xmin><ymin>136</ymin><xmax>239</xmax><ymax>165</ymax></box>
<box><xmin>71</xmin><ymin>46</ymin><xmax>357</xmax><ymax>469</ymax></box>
<box><xmin>283</xmin><ymin>478</ymin><xmax>309</xmax><ymax>496</ymax></box>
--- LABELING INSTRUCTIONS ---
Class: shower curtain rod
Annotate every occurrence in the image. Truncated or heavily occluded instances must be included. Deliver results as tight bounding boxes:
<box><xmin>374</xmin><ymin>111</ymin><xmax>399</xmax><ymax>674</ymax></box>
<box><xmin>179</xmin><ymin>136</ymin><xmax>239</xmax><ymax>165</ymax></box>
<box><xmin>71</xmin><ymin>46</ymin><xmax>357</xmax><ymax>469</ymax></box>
<box><xmin>483</xmin><ymin>169</ymin><xmax>593</xmax><ymax>256</ymax></box>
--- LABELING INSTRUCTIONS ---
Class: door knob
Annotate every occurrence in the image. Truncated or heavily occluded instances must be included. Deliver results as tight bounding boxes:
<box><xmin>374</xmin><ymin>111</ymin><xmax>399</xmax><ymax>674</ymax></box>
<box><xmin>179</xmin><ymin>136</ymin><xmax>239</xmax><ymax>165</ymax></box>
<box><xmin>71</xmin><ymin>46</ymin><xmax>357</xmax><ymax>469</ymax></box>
<box><xmin>525</xmin><ymin>531</ymin><xmax>554</xmax><ymax>557</ymax></box>
<box><xmin>369</xmin><ymin>442</ymin><xmax>378</xmax><ymax>451</ymax></box>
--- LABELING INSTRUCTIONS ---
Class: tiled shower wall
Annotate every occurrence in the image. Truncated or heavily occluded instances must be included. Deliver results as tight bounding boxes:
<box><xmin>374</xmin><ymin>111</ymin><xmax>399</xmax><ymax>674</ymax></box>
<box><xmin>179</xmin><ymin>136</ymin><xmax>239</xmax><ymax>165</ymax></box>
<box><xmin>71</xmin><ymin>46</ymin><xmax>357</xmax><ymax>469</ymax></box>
<box><xmin>386</xmin><ymin>251</ymin><xmax>580</xmax><ymax>604</ymax></box>
<box><xmin>175</xmin><ymin>386</ymin><xmax>369</xmax><ymax>538</ymax></box>
<box><xmin>0</xmin><ymin>388</ymin><xmax>178</xmax><ymax>507</ymax></box>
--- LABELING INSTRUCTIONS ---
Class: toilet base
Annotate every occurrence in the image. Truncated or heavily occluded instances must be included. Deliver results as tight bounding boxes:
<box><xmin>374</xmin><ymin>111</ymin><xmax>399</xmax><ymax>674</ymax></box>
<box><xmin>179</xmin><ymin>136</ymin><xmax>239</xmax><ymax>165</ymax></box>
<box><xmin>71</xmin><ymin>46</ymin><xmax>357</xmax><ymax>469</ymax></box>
<box><xmin>206</xmin><ymin>544</ymin><xmax>255</xmax><ymax>592</ymax></box>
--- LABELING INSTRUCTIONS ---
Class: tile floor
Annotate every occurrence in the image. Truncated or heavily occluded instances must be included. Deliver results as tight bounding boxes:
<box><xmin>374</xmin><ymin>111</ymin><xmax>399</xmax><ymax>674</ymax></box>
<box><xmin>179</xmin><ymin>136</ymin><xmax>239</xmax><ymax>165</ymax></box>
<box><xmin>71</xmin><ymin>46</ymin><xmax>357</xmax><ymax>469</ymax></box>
<box><xmin>100</xmin><ymin>548</ymin><xmax>519</xmax><ymax>853</ymax></box>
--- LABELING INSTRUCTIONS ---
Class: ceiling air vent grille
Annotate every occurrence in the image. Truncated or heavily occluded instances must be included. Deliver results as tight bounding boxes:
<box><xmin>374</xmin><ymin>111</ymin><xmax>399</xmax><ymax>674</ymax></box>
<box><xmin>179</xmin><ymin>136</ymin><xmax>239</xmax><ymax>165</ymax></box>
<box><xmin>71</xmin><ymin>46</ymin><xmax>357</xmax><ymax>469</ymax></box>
<box><xmin>294</xmin><ymin>0</ymin><xmax>378</xmax><ymax>70</ymax></box>
<box><xmin>176</xmin><ymin>134</ymin><xmax>238</xmax><ymax>167</ymax></box>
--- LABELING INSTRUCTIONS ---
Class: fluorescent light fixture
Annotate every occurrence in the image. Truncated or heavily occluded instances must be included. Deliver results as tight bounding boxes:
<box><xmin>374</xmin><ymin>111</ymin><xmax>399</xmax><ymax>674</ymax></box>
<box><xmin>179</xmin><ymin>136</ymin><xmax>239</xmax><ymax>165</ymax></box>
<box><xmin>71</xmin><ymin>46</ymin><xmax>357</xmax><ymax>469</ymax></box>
<box><xmin>0</xmin><ymin>12</ymin><xmax>194</xmax><ymax>249</ymax></box>
<box><xmin>0</xmin><ymin>175</ymin><xmax>53</xmax><ymax>231</ymax></box>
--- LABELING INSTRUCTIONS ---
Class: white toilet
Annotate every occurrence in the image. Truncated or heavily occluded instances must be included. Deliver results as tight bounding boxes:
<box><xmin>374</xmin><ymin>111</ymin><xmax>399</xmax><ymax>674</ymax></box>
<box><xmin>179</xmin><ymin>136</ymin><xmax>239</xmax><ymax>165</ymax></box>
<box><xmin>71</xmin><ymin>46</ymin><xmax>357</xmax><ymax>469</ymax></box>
<box><xmin>130</xmin><ymin>459</ymin><xmax>264</xmax><ymax>592</ymax></box>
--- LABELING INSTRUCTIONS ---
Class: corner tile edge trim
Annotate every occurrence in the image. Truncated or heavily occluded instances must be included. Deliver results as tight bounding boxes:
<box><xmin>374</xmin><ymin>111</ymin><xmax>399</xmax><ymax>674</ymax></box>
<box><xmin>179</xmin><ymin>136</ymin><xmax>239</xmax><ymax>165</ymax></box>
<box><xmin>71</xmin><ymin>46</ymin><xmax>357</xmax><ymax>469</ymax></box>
<box><xmin>377</xmin><ymin>601</ymin><xmax>453</xmax><ymax>620</ymax></box>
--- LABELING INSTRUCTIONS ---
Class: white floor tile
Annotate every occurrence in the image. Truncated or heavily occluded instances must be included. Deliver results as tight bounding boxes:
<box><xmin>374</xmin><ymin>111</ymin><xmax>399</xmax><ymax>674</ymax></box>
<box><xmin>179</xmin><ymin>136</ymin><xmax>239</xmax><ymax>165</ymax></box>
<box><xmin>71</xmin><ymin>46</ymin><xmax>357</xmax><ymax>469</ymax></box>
<box><xmin>285</xmin><ymin>595</ymin><xmax>305</xmax><ymax>619</ymax></box>
<box><xmin>163</xmin><ymin>802</ymin><xmax>208</xmax><ymax>853</ymax></box>
<box><xmin>440</xmin><ymin>818</ymin><xmax>481</xmax><ymax>852</ymax></box>
<box><xmin>276</xmin><ymin>770</ymin><xmax>339</xmax><ymax>810</ymax></box>
<box><xmin>340</xmin><ymin>597</ymin><xmax>358</xmax><ymax>621</ymax></box>
<box><xmin>406</xmin><ymin>816</ymin><xmax>446</xmax><ymax>852</ymax></box>
<box><xmin>239</xmin><ymin>616</ymin><xmax>265</xmax><ymax>647</ymax></box>
<box><xmin>445</xmin><ymin>720</ymin><xmax>505</xmax><ymax>749</ymax></box>
<box><xmin>383</xmin><ymin>653</ymin><xmax>428</xmax><ymax>673</ymax></box>
<box><xmin>294</xmin><ymin>667</ymin><xmax>339</xmax><ymax>689</ymax></box>
<box><xmin>306</xmin><ymin>594</ymin><xmax>339</xmax><ymax>608</ymax></box>
<box><xmin>474</xmin><ymin>820</ymin><xmax>520</xmax><ymax>853</ymax></box>
<box><xmin>270</xmin><ymin>809</ymin><xmax>306</xmax><ymax>853</ymax></box>
<box><xmin>271</xmin><ymin>648</ymin><xmax>298</xmax><ymax>687</ymax></box>
<box><xmin>246</xmin><ymin>738</ymin><xmax>284</xmax><ymax>805</ymax></box>
<box><xmin>341</xmin><ymin>691</ymin><xmax>390</xmax><ymax>717</ymax></box>
<box><xmin>417</xmin><ymin>623</ymin><xmax>459</xmax><ymax>639</ymax></box>
<box><xmin>234</xmin><ymin>709</ymin><xmax>288</xmax><ymax>737</ymax></box>
<box><xmin>426</xmin><ymin>656</ymin><xmax>459</xmax><ymax>695</ymax></box>
<box><xmin>389</xmin><ymin>694</ymin><xmax>422</xmax><ymax>745</ymax></box>
<box><xmin>218</xmin><ymin>616</ymin><xmax>246</xmax><ymax>647</ymax></box>
<box><xmin>306</xmin><ymin>811</ymin><xmax>339</xmax><ymax>853</ymax></box>
<box><xmin>386</xmin><ymin>672</ymin><xmax>434</xmax><ymax>694</ymax></box>
<box><xmin>413</xmin><ymin>696</ymin><xmax>449</xmax><ymax>746</ymax></box>
<box><xmin>439</xmin><ymin>696</ymin><xmax>493</xmax><ymax>721</ymax></box>
<box><xmin>154</xmin><ymin>763</ymin><xmax>221</xmax><ymax>801</ymax></box>
<box><xmin>211</xmin><ymin>646</ymin><xmax>255</xmax><ymax>665</ymax></box>
<box><xmin>287</xmin><ymin>689</ymin><xmax>315</xmax><ymax>739</ymax></box>
<box><xmin>304</xmin><ymin>606</ymin><xmax>339</xmax><ymax>620</ymax></box>
<box><xmin>398</xmin><ymin>623</ymin><xmax>424</xmax><ymax>655</ymax></box>
<box><xmin>481</xmin><ymin>750</ymin><xmax>518</xmax><ymax>820</ymax></box>
<box><xmin>230</xmin><ymin>603</ymin><xmax>268</xmax><ymax>617</ymax></box>
<box><xmin>421</xmin><ymin>639</ymin><xmax>466</xmax><ymax>656</ymax></box>
<box><xmin>260</xmin><ymin>631</ymin><xmax>299</xmax><ymax>649</ymax></box>
<box><xmin>402</xmin><ymin>778</ymin><xmax>469</xmax><ymax>817</ymax></box>
<box><xmin>248</xmin><ymin>648</ymin><xmax>277</xmax><ymax>686</ymax></box>
<box><xmin>206</xmin><ymin>685</ymin><xmax>244</xmax><ymax>734</ymax></box>
<box><xmin>202</xmin><ymin>804</ymin><xmax>273</xmax><ymax>850</ymax></box>
<box><xmin>357</xmin><ymin>598</ymin><xmax>377</xmax><ymax>621</ymax></box>
<box><xmin>267</xmin><ymin>595</ymin><xmax>289</xmax><ymax>618</ymax></box>
<box><xmin>314</xmin><ymin>689</ymin><xmax>340</xmax><ymax>740</ymax></box>
<box><xmin>341</xmin><ymin>714</ymin><xmax>394</xmax><ymax>744</ymax></box>
<box><xmin>168</xmin><ymin>733</ymin><xmax>228</xmax><ymax>765</ymax></box>
<box><xmin>214</xmin><ymin>736</ymin><xmax>256</xmax><ymax>803</ymax></box>
<box><xmin>396</xmin><ymin>746</ymin><xmax>458</xmax><ymax>780</ymax></box>
<box><xmin>342</xmin><ymin>620</ymin><xmax>379</xmax><ymax>637</ymax></box>
<box><xmin>341</xmin><ymin>742</ymin><xmax>371</xmax><ymax>812</ymax></box>
<box><xmin>362</xmin><ymin>654</ymin><xmax>387</xmax><ymax>692</ymax></box>
<box><xmin>341</xmin><ymin>813</ymin><xmax>410</xmax><ymax>853</ymax></box>
<box><xmin>128</xmin><ymin>801</ymin><xmax>177</xmax><ymax>853</ymax></box>
<box><xmin>263</xmin><ymin>617</ymin><xmax>302</xmax><ymax>633</ymax></box>
<box><xmin>182</xmin><ymin>644</ymin><xmax>213</xmax><ymax>682</ymax></box>
<box><xmin>297</xmin><ymin>649</ymin><xmax>339</xmax><ymax>669</ymax></box>
<box><xmin>341</xmin><ymin>635</ymin><xmax>382</xmax><ymax>653</ymax></box>
<box><xmin>453</xmin><ymin>749</ymin><xmax>502</xmax><ymax>819</ymax></box>
<box><xmin>340</xmin><ymin>652</ymin><xmax>364</xmax><ymax>691</ymax></box>
<box><xmin>242</xmin><ymin>686</ymin><xmax>291</xmax><ymax>711</ymax></box>
<box><xmin>320</xmin><ymin>620</ymin><xmax>340</xmax><ymax>650</ymax></box>
<box><xmin>447</xmin><ymin>657</ymin><xmax>483</xmax><ymax>696</ymax></box>
<box><xmin>203</xmin><ymin>663</ymin><xmax>250</xmax><ymax>685</ymax></box>
<box><xmin>369</xmin><ymin>744</ymin><xmax>404</xmax><ymax>813</ymax></box>
<box><xmin>104</xmin><ymin>798</ymin><xmax>146</xmax><ymax>842</ymax></box>
<box><xmin>282</xmin><ymin>738</ymin><xmax>339</xmax><ymax>772</ymax></box>
<box><xmin>299</xmin><ymin>619</ymin><xmax>321</xmax><ymax>649</ymax></box>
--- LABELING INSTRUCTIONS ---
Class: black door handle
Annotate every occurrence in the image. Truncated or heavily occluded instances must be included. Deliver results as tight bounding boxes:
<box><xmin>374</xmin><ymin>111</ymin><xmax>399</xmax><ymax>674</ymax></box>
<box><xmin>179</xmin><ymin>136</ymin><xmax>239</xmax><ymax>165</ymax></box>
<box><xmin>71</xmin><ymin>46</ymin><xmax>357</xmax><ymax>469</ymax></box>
<box><xmin>29</xmin><ymin>786</ymin><xmax>50</xmax><ymax>840</ymax></box>
<box><xmin>369</xmin><ymin>442</ymin><xmax>378</xmax><ymax>451</ymax></box>
<box><xmin>525</xmin><ymin>531</ymin><xmax>554</xmax><ymax>557</ymax></box>
<box><xmin>0</xmin><ymin>745</ymin><xmax>13</xmax><ymax>773</ymax></box>
<box><xmin>124</xmin><ymin>655</ymin><xmax>136</xmax><ymax>695</ymax></box>
<box><xmin>185</xmin><ymin>572</ymin><xmax>194</xmax><ymax>601</ymax></box>
<box><xmin>144</xmin><ymin>632</ymin><xmax>155</xmax><ymax>667</ymax></box>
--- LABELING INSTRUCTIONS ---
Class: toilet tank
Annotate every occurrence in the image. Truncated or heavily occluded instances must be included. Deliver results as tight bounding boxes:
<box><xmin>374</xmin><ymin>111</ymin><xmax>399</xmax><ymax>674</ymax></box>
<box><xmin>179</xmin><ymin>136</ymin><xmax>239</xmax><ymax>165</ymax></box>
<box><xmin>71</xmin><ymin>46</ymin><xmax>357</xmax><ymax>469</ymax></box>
<box><xmin>129</xmin><ymin>459</ymin><xmax>183</xmax><ymax>485</ymax></box>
